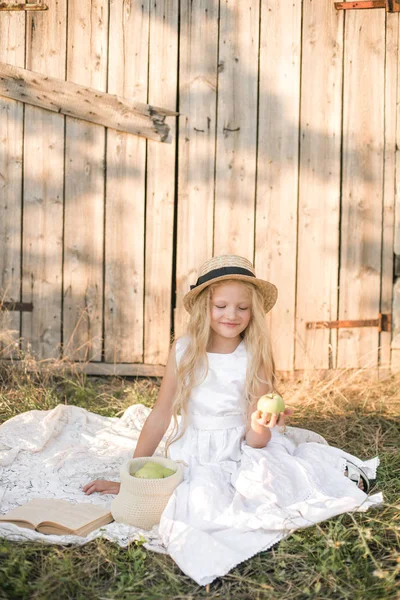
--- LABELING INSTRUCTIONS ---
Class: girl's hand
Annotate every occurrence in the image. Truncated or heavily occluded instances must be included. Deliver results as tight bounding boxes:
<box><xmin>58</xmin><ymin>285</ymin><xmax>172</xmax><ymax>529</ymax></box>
<box><xmin>82</xmin><ymin>479</ymin><xmax>121</xmax><ymax>495</ymax></box>
<box><xmin>251</xmin><ymin>407</ymin><xmax>294</xmax><ymax>429</ymax></box>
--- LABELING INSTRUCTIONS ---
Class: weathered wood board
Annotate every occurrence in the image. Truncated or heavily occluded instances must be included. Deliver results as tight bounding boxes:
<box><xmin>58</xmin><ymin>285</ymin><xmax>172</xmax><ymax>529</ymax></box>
<box><xmin>144</xmin><ymin>0</ymin><xmax>177</xmax><ymax>364</ymax></box>
<box><xmin>21</xmin><ymin>1</ymin><xmax>66</xmax><ymax>359</ymax></box>
<box><xmin>391</xmin><ymin>13</ymin><xmax>400</xmax><ymax>372</ymax></box>
<box><xmin>255</xmin><ymin>0</ymin><xmax>301</xmax><ymax>372</ymax></box>
<box><xmin>0</xmin><ymin>1</ymin><xmax>399</xmax><ymax>374</ymax></box>
<box><xmin>104</xmin><ymin>0</ymin><xmax>149</xmax><ymax>363</ymax></box>
<box><xmin>380</xmin><ymin>12</ymin><xmax>399</xmax><ymax>372</ymax></box>
<box><xmin>0</xmin><ymin>62</ymin><xmax>175</xmax><ymax>142</ymax></box>
<box><xmin>213</xmin><ymin>0</ymin><xmax>259</xmax><ymax>259</ymax></box>
<box><xmin>295</xmin><ymin>1</ymin><xmax>343</xmax><ymax>370</ymax></box>
<box><xmin>63</xmin><ymin>0</ymin><xmax>108</xmax><ymax>361</ymax></box>
<box><xmin>0</xmin><ymin>9</ymin><xmax>25</xmax><ymax>355</ymax></box>
<box><xmin>174</xmin><ymin>0</ymin><xmax>219</xmax><ymax>338</ymax></box>
<box><xmin>338</xmin><ymin>8</ymin><xmax>385</xmax><ymax>368</ymax></box>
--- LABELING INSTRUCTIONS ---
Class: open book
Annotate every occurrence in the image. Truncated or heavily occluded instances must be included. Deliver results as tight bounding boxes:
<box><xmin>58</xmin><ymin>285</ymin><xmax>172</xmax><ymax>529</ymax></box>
<box><xmin>0</xmin><ymin>499</ymin><xmax>113</xmax><ymax>536</ymax></box>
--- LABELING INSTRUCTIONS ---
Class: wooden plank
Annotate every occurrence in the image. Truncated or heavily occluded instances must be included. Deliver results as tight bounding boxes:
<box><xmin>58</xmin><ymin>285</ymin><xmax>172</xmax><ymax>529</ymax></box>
<box><xmin>79</xmin><ymin>362</ymin><xmax>164</xmax><ymax>377</ymax></box>
<box><xmin>295</xmin><ymin>1</ymin><xmax>343</xmax><ymax>370</ymax></box>
<box><xmin>104</xmin><ymin>0</ymin><xmax>149</xmax><ymax>363</ymax></box>
<box><xmin>255</xmin><ymin>0</ymin><xmax>302</xmax><ymax>371</ymax></box>
<box><xmin>213</xmin><ymin>0</ymin><xmax>259</xmax><ymax>259</ymax></box>
<box><xmin>0</xmin><ymin>8</ymin><xmax>25</xmax><ymax>355</ymax></box>
<box><xmin>63</xmin><ymin>0</ymin><xmax>108</xmax><ymax>361</ymax></box>
<box><xmin>380</xmin><ymin>13</ymin><xmax>399</xmax><ymax>370</ymax></box>
<box><xmin>0</xmin><ymin>358</ymin><xmax>165</xmax><ymax>377</ymax></box>
<box><xmin>392</xmin><ymin>13</ymin><xmax>400</xmax><ymax>372</ymax></box>
<box><xmin>338</xmin><ymin>8</ymin><xmax>385</xmax><ymax>368</ymax></box>
<box><xmin>0</xmin><ymin>62</ymin><xmax>175</xmax><ymax>142</ymax></box>
<box><xmin>278</xmin><ymin>367</ymin><xmax>384</xmax><ymax>382</ymax></box>
<box><xmin>395</xmin><ymin>21</ymin><xmax>400</xmax><ymax>262</ymax></box>
<box><xmin>144</xmin><ymin>0</ymin><xmax>178</xmax><ymax>364</ymax></box>
<box><xmin>174</xmin><ymin>0</ymin><xmax>219</xmax><ymax>338</ymax></box>
<box><xmin>4</xmin><ymin>358</ymin><xmax>390</xmax><ymax>380</ymax></box>
<box><xmin>21</xmin><ymin>0</ymin><xmax>66</xmax><ymax>359</ymax></box>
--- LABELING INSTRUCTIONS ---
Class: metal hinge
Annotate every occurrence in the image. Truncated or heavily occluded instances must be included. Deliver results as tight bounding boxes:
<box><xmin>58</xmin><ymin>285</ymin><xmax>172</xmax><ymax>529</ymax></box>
<box><xmin>0</xmin><ymin>302</ymin><xmax>33</xmax><ymax>312</ymax></box>
<box><xmin>0</xmin><ymin>3</ymin><xmax>48</xmax><ymax>10</ymax></box>
<box><xmin>306</xmin><ymin>313</ymin><xmax>391</xmax><ymax>332</ymax></box>
<box><xmin>335</xmin><ymin>0</ymin><xmax>400</xmax><ymax>12</ymax></box>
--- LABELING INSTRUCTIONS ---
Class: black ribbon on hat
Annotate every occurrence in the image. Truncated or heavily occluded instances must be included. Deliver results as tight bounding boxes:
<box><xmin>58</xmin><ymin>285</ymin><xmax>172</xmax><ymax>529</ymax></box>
<box><xmin>190</xmin><ymin>266</ymin><xmax>255</xmax><ymax>290</ymax></box>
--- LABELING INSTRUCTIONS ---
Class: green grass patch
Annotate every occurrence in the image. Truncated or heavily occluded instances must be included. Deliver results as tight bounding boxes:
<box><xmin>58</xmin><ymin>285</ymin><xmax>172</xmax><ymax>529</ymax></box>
<box><xmin>0</xmin><ymin>358</ymin><xmax>399</xmax><ymax>599</ymax></box>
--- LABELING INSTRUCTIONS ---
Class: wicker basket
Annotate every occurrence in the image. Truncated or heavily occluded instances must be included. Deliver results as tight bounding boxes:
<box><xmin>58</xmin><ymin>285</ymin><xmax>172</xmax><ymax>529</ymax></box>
<box><xmin>111</xmin><ymin>456</ymin><xmax>184</xmax><ymax>530</ymax></box>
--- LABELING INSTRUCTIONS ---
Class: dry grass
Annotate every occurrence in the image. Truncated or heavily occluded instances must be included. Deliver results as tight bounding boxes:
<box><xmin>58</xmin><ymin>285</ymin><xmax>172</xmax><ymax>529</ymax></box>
<box><xmin>0</xmin><ymin>332</ymin><xmax>399</xmax><ymax>599</ymax></box>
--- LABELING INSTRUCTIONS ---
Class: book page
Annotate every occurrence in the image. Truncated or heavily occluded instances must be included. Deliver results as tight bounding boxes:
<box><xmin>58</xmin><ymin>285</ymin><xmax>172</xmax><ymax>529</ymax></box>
<box><xmin>0</xmin><ymin>499</ymin><xmax>112</xmax><ymax>532</ymax></box>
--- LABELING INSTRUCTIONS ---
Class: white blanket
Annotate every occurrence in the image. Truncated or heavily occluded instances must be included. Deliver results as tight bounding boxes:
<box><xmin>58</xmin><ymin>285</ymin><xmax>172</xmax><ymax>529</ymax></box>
<box><xmin>0</xmin><ymin>404</ymin><xmax>383</xmax><ymax>581</ymax></box>
<box><xmin>0</xmin><ymin>404</ymin><xmax>167</xmax><ymax>552</ymax></box>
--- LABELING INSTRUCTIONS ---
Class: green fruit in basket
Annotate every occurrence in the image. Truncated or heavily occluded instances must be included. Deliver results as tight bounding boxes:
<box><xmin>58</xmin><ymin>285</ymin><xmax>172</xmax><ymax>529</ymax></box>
<box><xmin>133</xmin><ymin>462</ymin><xmax>165</xmax><ymax>479</ymax></box>
<box><xmin>160</xmin><ymin>467</ymin><xmax>176</xmax><ymax>477</ymax></box>
<box><xmin>133</xmin><ymin>461</ymin><xmax>176</xmax><ymax>479</ymax></box>
<box><xmin>257</xmin><ymin>393</ymin><xmax>285</xmax><ymax>416</ymax></box>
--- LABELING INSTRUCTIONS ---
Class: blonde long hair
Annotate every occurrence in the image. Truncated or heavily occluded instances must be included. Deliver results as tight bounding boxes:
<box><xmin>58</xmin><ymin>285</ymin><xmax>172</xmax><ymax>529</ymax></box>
<box><xmin>164</xmin><ymin>280</ymin><xmax>277</xmax><ymax>456</ymax></box>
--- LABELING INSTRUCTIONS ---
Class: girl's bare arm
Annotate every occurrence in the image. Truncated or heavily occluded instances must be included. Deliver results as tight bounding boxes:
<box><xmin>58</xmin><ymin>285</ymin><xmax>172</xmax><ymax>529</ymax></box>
<box><xmin>132</xmin><ymin>342</ymin><xmax>178</xmax><ymax>458</ymax></box>
<box><xmin>83</xmin><ymin>341</ymin><xmax>178</xmax><ymax>495</ymax></box>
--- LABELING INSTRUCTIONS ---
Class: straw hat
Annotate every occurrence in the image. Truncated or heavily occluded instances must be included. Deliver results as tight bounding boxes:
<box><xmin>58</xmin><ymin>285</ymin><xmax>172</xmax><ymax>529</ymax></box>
<box><xmin>183</xmin><ymin>255</ymin><xmax>278</xmax><ymax>314</ymax></box>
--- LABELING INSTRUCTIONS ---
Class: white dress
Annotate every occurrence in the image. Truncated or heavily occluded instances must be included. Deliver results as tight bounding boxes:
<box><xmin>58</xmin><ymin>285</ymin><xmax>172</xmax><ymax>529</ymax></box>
<box><xmin>158</xmin><ymin>336</ymin><xmax>380</xmax><ymax>585</ymax></box>
<box><xmin>0</xmin><ymin>336</ymin><xmax>381</xmax><ymax>586</ymax></box>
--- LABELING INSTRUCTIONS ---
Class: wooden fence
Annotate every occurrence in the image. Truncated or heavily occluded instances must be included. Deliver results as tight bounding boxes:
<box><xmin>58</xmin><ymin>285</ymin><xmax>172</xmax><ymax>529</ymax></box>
<box><xmin>0</xmin><ymin>0</ymin><xmax>399</xmax><ymax>375</ymax></box>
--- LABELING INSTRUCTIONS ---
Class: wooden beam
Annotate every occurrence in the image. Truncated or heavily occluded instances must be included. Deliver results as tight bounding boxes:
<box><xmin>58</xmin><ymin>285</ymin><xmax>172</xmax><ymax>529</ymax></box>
<box><xmin>0</xmin><ymin>3</ymin><xmax>48</xmax><ymax>10</ymax></box>
<box><xmin>0</xmin><ymin>62</ymin><xmax>178</xmax><ymax>142</ymax></box>
<box><xmin>79</xmin><ymin>363</ymin><xmax>165</xmax><ymax>377</ymax></box>
<box><xmin>0</xmin><ymin>359</ymin><xmax>165</xmax><ymax>377</ymax></box>
<box><xmin>1</xmin><ymin>359</ymin><xmax>390</xmax><ymax>381</ymax></box>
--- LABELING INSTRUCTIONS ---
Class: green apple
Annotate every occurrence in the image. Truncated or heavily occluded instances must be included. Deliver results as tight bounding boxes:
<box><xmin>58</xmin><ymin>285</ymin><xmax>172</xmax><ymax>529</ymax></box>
<box><xmin>132</xmin><ymin>461</ymin><xmax>176</xmax><ymax>479</ymax></box>
<box><xmin>134</xmin><ymin>466</ymin><xmax>164</xmax><ymax>479</ymax></box>
<box><xmin>257</xmin><ymin>393</ymin><xmax>285</xmax><ymax>416</ymax></box>
<box><xmin>133</xmin><ymin>462</ymin><xmax>165</xmax><ymax>479</ymax></box>
<box><xmin>159</xmin><ymin>467</ymin><xmax>176</xmax><ymax>478</ymax></box>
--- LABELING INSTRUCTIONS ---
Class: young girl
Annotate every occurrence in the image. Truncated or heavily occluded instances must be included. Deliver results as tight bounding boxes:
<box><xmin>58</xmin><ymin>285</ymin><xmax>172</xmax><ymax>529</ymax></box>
<box><xmin>83</xmin><ymin>254</ymin><xmax>380</xmax><ymax>586</ymax></box>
